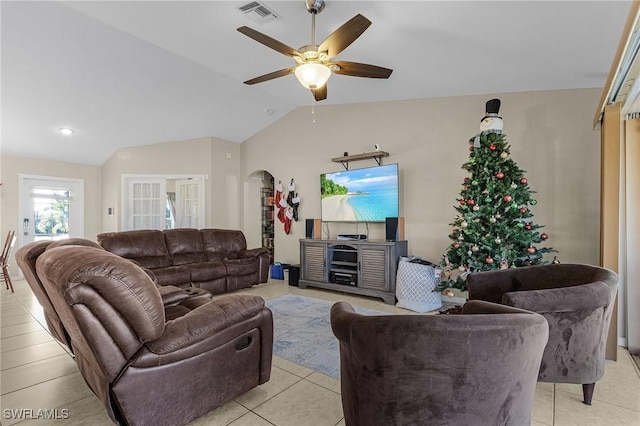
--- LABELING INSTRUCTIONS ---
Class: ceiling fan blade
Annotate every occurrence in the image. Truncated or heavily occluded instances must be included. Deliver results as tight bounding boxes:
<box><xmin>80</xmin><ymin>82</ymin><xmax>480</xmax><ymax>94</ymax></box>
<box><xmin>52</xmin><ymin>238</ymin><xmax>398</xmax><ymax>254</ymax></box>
<box><xmin>244</xmin><ymin>68</ymin><xmax>296</xmax><ymax>85</ymax></box>
<box><xmin>237</xmin><ymin>26</ymin><xmax>301</xmax><ymax>57</ymax></box>
<box><xmin>312</xmin><ymin>85</ymin><xmax>327</xmax><ymax>101</ymax></box>
<box><xmin>318</xmin><ymin>14</ymin><xmax>371</xmax><ymax>58</ymax></box>
<box><xmin>332</xmin><ymin>61</ymin><xmax>393</xmax><ymax>79</ymax></box>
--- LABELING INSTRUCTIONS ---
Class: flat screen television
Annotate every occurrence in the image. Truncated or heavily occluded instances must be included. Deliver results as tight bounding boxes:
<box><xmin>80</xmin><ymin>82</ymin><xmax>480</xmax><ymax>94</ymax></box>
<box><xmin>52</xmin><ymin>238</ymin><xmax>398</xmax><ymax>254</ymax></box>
<box><xmin>320</xmin><ymin>163</ymin><xmax>399</xmax><ymax>222</ymax></box>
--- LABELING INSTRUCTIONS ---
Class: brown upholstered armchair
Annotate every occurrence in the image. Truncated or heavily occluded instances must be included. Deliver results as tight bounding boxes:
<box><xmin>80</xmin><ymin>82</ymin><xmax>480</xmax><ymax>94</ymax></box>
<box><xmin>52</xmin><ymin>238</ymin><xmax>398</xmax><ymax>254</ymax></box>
<box><xmin>331</xmin><ymin>300</ymin><xmax>549</xmax><ymax>426</ymax></box>
<box><xmin>36</xmin><ymin>245</ymin><xmax>273</xmax><ymax>426</ymax></box>
<box><xmin>466</xmin><ymin>263</ymin><xmax>618</xmax><ymax>405</ymax></box>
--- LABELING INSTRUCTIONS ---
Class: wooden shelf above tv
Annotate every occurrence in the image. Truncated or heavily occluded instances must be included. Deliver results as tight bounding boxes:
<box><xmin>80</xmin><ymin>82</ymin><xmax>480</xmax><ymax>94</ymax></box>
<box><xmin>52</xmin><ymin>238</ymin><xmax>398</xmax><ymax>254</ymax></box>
<box><xmin>331</xmin><ymin>151</ymin><xmax>390</xmax><ymax>170</ymax></box>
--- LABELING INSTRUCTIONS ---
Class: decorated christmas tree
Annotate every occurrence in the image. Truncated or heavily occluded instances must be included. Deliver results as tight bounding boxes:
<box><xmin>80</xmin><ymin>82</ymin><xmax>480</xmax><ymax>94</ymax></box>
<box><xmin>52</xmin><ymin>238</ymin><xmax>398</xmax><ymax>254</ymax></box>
<box><xmin>438</xmin><ymin>99</ymin><xmax>556</xmax><ymax>292</ymax></box>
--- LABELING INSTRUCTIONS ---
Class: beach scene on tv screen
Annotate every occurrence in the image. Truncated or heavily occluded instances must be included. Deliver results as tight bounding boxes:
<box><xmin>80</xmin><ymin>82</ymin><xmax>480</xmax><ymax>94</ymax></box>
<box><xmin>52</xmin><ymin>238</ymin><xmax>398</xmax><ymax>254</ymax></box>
<box><xmin>321</xmin><ymin>164</ymin><xmax>399</xmax><ymax>222</ymax></box>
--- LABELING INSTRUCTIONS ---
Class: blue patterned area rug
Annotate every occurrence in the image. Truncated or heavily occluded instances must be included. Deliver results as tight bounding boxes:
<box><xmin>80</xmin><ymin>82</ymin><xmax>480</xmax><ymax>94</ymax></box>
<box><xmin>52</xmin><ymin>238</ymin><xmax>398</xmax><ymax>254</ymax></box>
<box><xmin>265</xmin><ymin>294</ymin><xmax>388</xmax><ymax>379</ymax></box>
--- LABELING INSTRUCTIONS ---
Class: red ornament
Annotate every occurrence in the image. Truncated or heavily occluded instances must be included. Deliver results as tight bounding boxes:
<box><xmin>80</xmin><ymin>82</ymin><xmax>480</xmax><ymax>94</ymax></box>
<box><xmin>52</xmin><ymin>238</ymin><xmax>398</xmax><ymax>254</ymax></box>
<box><xmin>469</xmin><ymin>145</ymin><xmax>474</xmax><ymax>152</ymax></box>
<box><xmin>503</xmin><ymin>195</ymin><xmax>512</xmax><ymax>203</ymax></box>
<box><xmin>459</xmin><ymin>199</ymin><xmax>466</xmax><ymax>206</ymax></box>
<box><xmin>527</xmin><ymin>247</ymin><xmax>537</xmax><ymax>254</ymax></box>
<box><xmin>496</xmin><ymin>172</ymin><xmax>504</xmax><ymax>179</ymax></box>
<box><xmin>464</xmin><ymin>177</ymin><xmax>470</xmax><ymax>183</ymax></box>
<box><xmin>453</xmin><ymin>243</ymin><xmax>460</xmax><ymax>249</ymax></box>
<box><xmin>485</xmin><ymin>256</ymin><xmax>494</xmax><ymax>264</ymax></box>
<box><xmin>489</xmin><ymin>143</ymin><xmax>497</xmax><ymax>151</ymax></box>
<box><xmin>467</xmin><ymin>199</ymin><xmax>475</xmax><ymax>205</ymax></box>
<box><xmin>520</xmin><ymin>177</ymin><xmax>528</xmax><ymax>185</ymax></box>
<box><xmin>525</xmin><ymin>223</ymin><xmax>532</xmax><ymax>230</ymax></box>
<box><xmin>541</xmin><ymin>233</ymin><xmax>548</xmax><ymax>240</ymax></box>
<box><xmin>519</xmin><ymin>207</ymin><xmax>528</xmax><ymax>214</ymax></box>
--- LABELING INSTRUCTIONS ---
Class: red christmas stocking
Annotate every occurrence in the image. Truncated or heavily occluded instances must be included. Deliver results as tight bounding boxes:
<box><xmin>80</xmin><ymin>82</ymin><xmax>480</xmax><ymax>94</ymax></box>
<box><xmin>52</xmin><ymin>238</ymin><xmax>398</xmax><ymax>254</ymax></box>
<box><xmin>275</xmin><ymin>181</ymin><xmax>286</xmax><ymax>224</ymax></box>
<box><xmin>284</xmin><ymin>207</ymin><xmax>294</xmax><ymax>234</ymax></box>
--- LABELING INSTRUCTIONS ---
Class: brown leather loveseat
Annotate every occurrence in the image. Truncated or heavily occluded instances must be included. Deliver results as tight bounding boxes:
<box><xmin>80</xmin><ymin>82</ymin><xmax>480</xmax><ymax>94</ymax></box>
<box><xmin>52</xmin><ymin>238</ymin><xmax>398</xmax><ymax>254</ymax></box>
<box><xmin>97</xmin><ymin>228</ymin><xmax>270</xmax><ymax>294</ymax></box>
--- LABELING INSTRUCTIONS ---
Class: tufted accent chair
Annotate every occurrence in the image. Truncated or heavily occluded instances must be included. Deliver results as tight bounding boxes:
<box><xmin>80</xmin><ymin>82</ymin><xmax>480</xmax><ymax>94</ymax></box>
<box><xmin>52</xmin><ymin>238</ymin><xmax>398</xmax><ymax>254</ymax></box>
<box><xmin>467</xmin><ymin>263</ymin><xmax>618</xmax><ymax>405</ymax></box>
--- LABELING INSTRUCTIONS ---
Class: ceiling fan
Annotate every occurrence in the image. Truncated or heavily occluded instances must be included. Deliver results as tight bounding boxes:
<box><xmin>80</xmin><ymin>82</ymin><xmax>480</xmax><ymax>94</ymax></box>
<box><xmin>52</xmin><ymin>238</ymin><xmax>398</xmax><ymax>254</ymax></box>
<box><xmin>237</xmin><ymin>0</ymin><xmax>393</xmax><ymax>101</ymax></box>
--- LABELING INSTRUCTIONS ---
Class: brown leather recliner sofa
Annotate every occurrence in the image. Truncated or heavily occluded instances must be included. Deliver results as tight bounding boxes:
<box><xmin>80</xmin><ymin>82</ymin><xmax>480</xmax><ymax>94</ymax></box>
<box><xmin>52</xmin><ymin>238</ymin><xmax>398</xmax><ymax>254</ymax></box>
<box><xmin>35</xmin><ymin>244</ymin><xmax>273</xmax><ymax>426</ymax></box>
<box><xmin>97</xmin><ymin>228</ymin><xmax>270</xmax><ymax>294</ymax></box>
<box><xmin>16</xmin><ymin>238</ymin><xmax>214</xmax><ymax>352</ymax></box>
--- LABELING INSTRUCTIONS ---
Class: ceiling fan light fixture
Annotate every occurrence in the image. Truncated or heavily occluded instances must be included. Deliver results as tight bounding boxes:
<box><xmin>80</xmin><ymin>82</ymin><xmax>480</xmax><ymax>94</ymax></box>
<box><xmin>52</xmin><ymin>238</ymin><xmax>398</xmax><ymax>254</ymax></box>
<box><xmin>294</xmin><ymin>63</ymin><xmax>331</xmax><ymax>89</ymax></box>
<box><xmin>58</xmin><ymin>127</ymin><xmax>75</xmax><ymax>136</ymax></box>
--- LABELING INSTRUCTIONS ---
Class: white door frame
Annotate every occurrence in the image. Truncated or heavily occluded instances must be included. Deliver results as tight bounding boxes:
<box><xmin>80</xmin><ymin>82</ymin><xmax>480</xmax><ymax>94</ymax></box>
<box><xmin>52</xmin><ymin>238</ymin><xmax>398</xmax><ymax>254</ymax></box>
<box><xmin>18</xmin><ymin>174</ymin><xmax>85</xmax><ymax>276</ymax></box>
<box><xmin>121</xmin><ymin>174</ymin><xmax>206</xmax><ymax>230</ymax></box>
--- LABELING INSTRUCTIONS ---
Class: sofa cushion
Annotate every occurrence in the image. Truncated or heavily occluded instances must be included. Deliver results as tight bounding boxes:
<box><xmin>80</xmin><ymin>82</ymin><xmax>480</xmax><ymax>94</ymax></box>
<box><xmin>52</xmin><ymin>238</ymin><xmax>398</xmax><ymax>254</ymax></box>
<box><xmin>189</xmin><ymin>261</ymin><xmax>227</xmax><ymax>282</ymax></box>
<box><xmin>163</xmin><ymin>228</ymin><xmax>207</xmax><ymax>265</ymax></box>
<box><xmin>206</xmin><ymin>252</ymin><xmax>239</xmax><ymax>261</ymax></box>
<box><xmin>201</xmin><ymin>229</ymin><xmax>247</xmax><ymax>255</ymax></box>
<box><xmin>98</xmin><ymin>230</ymin><xmax>172</xmax><ymax>269</ymax></box>
<box><xmin>151</xmin><ymin>266</ymin><xmax>192</xmax><ymax>287</ymax></box>
<box><xmin>224</xmin><ymin>257</ymin><xmax>259</xmax><ymax>276</ymax></box>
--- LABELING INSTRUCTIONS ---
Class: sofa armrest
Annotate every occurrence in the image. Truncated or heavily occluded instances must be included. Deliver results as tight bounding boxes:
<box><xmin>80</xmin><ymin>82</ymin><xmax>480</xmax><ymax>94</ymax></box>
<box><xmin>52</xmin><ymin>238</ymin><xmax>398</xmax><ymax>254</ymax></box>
<box><xmin>502</xmin><ymin>281</ymin><xmax>611</xmax><ymax>314</ymax></box>
<box><xmin>239</xmin><ymin>248</ymin><xmax>270</xmax><ymax>283</ymax></box>
<box><xmin>462</xmin><ymin>300</ymin><xmax>535</xmax><ymax>315</ymax></box>
<box><xmin>238</xmin><ymin>247</ymin><xmax>268</xmax><ymax>258</ymax></box>
<box><xmin>330</xmin><ymin>301</ymin><xmax>357</xmax><ymax>345</ymax></box>
<box><xmin>157</xmin><ymin>285</ymin><xmax>192</xmax><ymax>306</ymax></box>
<box><xmin>143</xmin><ymin>294</ymin><xmax>267</xmax><ymax>355</ymax></box>
<box><xmin>467</xmin><ymin>269</ymin><xmax>522</xmax><ymax>303</ymax></box>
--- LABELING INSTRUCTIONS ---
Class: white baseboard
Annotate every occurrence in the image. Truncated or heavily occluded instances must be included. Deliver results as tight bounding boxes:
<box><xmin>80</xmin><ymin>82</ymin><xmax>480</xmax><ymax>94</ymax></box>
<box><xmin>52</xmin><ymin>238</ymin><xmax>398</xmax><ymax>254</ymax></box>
<box><xmin>619</xmin><ymin>337</ymin><xmax>627</xmax><ymax>347</ymax></box>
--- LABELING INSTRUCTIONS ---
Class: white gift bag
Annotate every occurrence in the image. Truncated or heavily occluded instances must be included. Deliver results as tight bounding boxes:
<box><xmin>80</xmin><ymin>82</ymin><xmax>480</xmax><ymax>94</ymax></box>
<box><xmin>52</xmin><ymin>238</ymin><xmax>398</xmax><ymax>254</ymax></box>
<box><xmin>395</xmin><ymin>258</ymin><xmax>442</xmax><ymax>313</ymax></box>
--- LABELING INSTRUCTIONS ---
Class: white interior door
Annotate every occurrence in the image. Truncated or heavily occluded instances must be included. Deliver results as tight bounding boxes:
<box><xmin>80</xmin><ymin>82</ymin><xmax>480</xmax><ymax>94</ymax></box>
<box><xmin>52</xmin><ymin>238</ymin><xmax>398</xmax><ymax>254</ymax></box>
<box><xmin>122</xmin><ymin>174</ymin><xmax>205</xmax><ymax>230</ymax></box>
<box><xmin>19</xmin><ymin>175</ymin><xmax>84</xmax><ymax>246</ymax></box>
<box><xmin>123</xmin><ymin>178</ymin><xmax>166</xmax><ymax>231</ymax></box>
<box><xmin>175</xmin><ymin>179</ymin><xmax>201</xmax><ymax>228</ymax></box>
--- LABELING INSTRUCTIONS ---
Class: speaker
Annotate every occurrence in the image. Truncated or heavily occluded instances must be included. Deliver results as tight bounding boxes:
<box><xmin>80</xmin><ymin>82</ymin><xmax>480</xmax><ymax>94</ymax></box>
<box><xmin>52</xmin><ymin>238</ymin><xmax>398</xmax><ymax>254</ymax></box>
<box><xmin>305</xmin><ymin>219</ymin><xmax>322</xmax><ymax>239</ymax></box>
<box><xmin>385</xmin><ymin>217</ymin><xmax>405</xmax><ymax>241</ymax></box>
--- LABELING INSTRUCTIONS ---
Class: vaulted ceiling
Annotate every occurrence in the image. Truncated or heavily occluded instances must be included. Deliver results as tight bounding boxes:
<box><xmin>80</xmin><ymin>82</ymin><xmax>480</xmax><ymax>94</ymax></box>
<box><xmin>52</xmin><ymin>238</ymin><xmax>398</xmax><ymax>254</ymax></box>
<box><xmin>1</xmin><ymin>1</ymin><xmax>631</xmax><ymax>165</ymax></box>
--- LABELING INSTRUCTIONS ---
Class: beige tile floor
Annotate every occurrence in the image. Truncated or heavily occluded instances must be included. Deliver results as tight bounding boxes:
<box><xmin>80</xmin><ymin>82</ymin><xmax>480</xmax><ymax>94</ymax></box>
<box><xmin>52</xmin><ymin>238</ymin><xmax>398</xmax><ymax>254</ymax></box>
<box><xmin>1</xmin><ymin>278</ymin><xmax>639</xmax><ymax>426</ymax></box>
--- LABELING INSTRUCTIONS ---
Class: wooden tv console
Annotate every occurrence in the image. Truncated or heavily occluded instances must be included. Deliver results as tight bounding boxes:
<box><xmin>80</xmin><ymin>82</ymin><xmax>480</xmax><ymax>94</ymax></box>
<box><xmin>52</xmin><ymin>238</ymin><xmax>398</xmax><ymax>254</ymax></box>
<box><xmin>299</xmin><ymin>239</ymin><xmax>408</xmax><ymax>304</ymax></box>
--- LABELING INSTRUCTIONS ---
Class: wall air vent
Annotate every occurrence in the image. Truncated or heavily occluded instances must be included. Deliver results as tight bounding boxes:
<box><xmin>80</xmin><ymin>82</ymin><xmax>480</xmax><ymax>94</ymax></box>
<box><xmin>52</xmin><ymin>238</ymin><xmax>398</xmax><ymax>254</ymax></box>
<box><xmin>238</xmin><ymin>1</ymin><xmax>279</xmax><ymax>24</ymax></box>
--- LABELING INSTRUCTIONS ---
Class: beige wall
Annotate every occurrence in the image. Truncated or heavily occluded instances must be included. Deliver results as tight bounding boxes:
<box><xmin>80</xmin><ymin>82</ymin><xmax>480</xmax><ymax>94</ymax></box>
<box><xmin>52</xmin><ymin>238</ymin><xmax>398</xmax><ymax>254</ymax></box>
<box><xmin>1</xmin><ymin>88</ymin><xmax>602</xmax><ymax>282</ymax></box>
<box><xmin>0</xmin><ymin>155</ymin><xmax>102</xmax><ymax>276</ymax></box>
<box><xmin>241</xmin><ymin>89</ymin><xmax>602</xmax><ymax>266</ymax></box>
<box><xmin>101</xmin><ymin>137</ymin><xmax>241</xmax><ymax>231</ymax></box>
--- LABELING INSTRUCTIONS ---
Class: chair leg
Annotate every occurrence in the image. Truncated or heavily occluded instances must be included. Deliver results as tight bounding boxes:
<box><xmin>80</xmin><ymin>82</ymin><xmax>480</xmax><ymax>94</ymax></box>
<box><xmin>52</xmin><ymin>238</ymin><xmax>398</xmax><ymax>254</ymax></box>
<box><xmin>582</xmin><ymin>382</ymin><xmax>595</xmax><ymax>405</ymax></box>
<box><xmin>2</xmin><ymin>265</ymin><xmax>14</xmax><ymax>293</ymax></box>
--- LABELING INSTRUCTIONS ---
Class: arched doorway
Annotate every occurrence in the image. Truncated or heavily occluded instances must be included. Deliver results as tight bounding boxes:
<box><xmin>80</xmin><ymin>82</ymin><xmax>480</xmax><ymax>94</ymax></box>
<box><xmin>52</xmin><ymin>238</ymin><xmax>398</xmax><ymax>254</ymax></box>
<box><xmin>248</xmin><ymin>170</ymin><xmax>275</xmax><ymax>264</ymax></box>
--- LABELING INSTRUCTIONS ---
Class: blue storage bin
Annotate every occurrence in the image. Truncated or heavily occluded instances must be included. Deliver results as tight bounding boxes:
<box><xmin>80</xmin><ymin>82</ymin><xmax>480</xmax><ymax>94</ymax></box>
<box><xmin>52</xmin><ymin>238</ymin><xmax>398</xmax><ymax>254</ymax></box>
<box><xmin>270</xmin><ymin>263</ymin><xmax>291</xmax><ymax>280</ymax></box>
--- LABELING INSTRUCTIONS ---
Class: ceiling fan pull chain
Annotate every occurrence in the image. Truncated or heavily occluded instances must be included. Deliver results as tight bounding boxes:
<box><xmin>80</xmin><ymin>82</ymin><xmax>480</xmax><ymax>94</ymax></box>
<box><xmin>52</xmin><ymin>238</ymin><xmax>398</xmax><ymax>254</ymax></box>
<box><xmin>311</xmin><ymin>97</ymin><xmax>316</xmax><ymax>124</ymax></box>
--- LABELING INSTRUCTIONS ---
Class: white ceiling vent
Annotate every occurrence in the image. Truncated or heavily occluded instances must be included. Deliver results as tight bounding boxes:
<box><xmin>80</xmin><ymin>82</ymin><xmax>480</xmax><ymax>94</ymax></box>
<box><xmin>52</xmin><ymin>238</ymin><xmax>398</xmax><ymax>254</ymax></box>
<box><xmin>238</xmin><ymin>1</ymin><xmax>279</xmax><ymax>25</ymax></box>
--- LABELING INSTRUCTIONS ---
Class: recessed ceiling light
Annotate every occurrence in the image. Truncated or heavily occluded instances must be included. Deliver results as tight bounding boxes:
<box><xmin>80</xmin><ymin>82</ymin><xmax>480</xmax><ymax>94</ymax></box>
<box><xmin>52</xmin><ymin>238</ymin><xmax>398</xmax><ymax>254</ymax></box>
<box><xmin>58</xmin><ymin>128</ymin><xmax>75</xmax><ymax>136</ymax></box>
